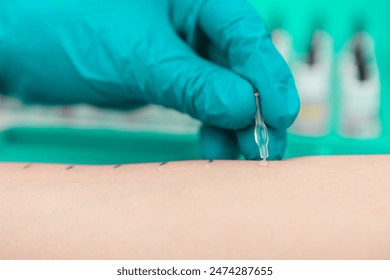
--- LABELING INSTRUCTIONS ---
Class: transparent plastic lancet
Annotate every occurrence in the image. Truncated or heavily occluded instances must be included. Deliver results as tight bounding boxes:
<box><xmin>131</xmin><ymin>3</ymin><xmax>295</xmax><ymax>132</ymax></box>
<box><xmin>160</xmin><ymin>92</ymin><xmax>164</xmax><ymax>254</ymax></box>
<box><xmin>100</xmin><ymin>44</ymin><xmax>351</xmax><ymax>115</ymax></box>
<box><xmin>254</xmin><ymin>90</ymin><xmax>269</xmax><ymax>161</ymax></box>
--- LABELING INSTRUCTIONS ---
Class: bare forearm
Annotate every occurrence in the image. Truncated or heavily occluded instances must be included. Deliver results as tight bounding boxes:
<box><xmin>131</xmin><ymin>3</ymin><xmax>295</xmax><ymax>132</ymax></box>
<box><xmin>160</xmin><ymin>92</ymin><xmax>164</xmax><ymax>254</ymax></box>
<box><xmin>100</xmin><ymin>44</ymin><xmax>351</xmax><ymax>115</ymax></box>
<box><xmin>0</xmin><ymin>156</ymin><xmax>389</xmax><ymax>259</ymax></box>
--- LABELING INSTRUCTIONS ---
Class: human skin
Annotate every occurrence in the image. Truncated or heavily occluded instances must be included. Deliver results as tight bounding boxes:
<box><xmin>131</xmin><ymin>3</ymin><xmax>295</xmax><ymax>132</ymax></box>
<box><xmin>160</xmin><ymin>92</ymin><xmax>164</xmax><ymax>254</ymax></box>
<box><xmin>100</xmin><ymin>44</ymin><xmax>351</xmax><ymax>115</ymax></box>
<box><xmin>0</xmin><ymin>155</ymin><xmax>389</xmax><ymax>260</ymax></box>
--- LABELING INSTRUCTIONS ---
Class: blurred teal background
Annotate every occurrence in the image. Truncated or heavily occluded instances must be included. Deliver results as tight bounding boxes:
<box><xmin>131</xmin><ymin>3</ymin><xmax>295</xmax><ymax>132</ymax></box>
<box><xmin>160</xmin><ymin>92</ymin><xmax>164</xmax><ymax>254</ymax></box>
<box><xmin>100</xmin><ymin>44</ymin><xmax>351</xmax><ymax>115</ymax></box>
<box><xmin>0</xmin><ymin>0</ymin><xmax>388</xmax><ymax>164</ymax></box>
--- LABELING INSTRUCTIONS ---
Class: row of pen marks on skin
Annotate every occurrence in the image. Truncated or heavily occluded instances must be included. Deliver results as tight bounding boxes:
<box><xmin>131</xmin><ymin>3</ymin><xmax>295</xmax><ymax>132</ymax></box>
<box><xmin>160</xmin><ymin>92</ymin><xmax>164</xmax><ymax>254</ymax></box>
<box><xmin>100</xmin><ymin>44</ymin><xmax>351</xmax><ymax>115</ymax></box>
<box><xmin>22</xmin><ymin>164</ymin><xmax>74</xmax><ymax>170</ymax></box>
<box><xmin>21</xmin><ymin>160</ymin><xmax>217</xmax><ymax>172</ymax></box>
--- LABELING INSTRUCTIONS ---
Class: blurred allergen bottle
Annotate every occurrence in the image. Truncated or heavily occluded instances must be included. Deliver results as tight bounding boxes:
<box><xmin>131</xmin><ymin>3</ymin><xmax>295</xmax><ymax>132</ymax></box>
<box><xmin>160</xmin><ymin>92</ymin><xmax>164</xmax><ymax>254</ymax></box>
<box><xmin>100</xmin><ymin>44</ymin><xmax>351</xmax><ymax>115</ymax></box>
<box><xmin>292</xmin><ymin>30</ymin><xmax>333</xmax><ymax>136</ymax></box>
<box><xmin>339</xmin><ymin>32</ymin><xmax>381</xmax><ymax>138</ymax></box>
<box><xmin>272</xmin><ymin>29</ymin><xmax>293</xmax><ymax>64</ymax></box>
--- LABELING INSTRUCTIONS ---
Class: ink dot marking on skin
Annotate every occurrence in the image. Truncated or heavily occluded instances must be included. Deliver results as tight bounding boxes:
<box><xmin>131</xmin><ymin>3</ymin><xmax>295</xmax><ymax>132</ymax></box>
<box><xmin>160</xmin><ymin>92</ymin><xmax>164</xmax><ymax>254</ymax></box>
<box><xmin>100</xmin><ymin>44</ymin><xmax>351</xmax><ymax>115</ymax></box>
<box><xmin>23</xmin><ymin>164</ymin><xmax>32</xmax><ymax>169</ymax></box>
<box><xmin>205</xmin><ymin>159</ymin><xmax>214</xmax><ymax>167</ymax></box>
<box><xmin>113</xmin><ymin>164</ymin><xmax>122</xmax><ymax>169</ymax></box>
<box><xmin>66</xmin><ymin>165</ymin><xmax>74</xmax><ymax>170</ymax></box>
<box><xmin>158</xmin><ymin>162</ymin><xmax>169</xmax><ymax>171</ymax></box>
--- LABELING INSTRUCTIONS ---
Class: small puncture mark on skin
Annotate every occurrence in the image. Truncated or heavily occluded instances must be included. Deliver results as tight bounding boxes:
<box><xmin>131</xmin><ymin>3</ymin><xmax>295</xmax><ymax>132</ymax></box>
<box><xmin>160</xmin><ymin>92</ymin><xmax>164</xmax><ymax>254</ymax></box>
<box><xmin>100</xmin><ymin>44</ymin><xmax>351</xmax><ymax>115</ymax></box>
<box><xmin>257</xmin><ymin>160</ymin><xmax>269</xmax><ymax>167</ymax></box>
<box><xmin>66</xmin><ymin>165</ymin><xmax>74</xmax><ymax>170</ymax></box>
<box><xmin>23</xmin><ymin>164</ymin><xmax>32</xmax><ymax>169</ymax></box>
<box><xmin>113</xmin><ymin>164</ymin><xmax>122</xmax><ymax>169</ymax></box>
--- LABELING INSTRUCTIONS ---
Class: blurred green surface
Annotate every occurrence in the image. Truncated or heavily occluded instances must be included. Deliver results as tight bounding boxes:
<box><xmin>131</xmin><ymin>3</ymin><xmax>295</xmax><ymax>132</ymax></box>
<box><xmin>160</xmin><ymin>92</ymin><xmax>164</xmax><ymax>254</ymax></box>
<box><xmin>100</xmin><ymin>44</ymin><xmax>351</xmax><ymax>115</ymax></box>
<box><xmin>0</xmin><ymin>0</ymin><xmax>389</xmax><ymax>164</ymax></box>
<box><xmin>1</xmin><ymin>126</ymin><xmax>390</xmax><ymax>164</ymax></box>
<box><xmin>0</xmin><ymin>127</ymin><xmax>202</xmax><ymax>164</ymax></box>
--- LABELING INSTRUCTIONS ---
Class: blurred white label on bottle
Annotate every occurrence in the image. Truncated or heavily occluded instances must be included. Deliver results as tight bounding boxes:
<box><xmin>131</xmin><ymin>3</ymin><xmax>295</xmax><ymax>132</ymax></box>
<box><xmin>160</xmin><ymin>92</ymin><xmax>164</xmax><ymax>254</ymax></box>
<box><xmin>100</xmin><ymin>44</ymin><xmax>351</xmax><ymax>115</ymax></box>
<box><xmin>272</xmin><ymin>29</ymin><xmax>293</xmax><ymax>64</ymax></box>
<box><xmin>292</xmin><ymin>30</ymin><xmax>333</xmax><ymax>136</ymax></box>
<box><xmin>339</xmin><ymin>32</ymin><xmax>381</xmax><ymax>139</ymax></box>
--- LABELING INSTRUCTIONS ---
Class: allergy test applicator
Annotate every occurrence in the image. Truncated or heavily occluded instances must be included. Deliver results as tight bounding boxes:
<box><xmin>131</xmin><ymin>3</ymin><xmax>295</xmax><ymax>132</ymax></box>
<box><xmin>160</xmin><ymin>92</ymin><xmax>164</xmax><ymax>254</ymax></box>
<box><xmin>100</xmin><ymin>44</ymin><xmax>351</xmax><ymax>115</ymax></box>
<box><xmin>254</xmin><ymin>89</ymin><xmax>269</xmax><ymax>164</ymax></box>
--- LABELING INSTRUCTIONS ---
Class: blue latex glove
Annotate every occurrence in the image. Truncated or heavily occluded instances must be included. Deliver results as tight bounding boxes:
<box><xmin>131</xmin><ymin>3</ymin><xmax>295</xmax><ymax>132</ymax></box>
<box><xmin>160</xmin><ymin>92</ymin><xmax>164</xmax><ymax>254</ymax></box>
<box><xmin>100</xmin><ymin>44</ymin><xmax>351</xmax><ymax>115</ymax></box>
<box><xmin>0</xmin><ymin>0</ymin><xmax>299</xmax><ymax>160</ymax></box>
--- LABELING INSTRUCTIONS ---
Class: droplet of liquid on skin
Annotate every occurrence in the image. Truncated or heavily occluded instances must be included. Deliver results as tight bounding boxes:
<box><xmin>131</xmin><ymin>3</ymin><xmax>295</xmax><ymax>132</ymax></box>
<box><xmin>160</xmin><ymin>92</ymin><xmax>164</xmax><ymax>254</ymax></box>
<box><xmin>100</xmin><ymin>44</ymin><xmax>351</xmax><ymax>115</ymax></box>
<box><xmin>257</xmin><ymin>159</ymin><xmax>269</xmax><ymax>167</ymax></box>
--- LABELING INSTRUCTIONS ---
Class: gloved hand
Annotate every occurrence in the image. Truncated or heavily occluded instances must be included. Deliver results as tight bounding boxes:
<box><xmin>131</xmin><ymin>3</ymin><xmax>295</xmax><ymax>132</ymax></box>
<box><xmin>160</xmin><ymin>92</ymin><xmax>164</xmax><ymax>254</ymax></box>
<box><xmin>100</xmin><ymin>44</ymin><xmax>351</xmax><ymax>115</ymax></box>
<box><xmin>0</xmin><ymin>0</ymin><xmax>299</xmax><ymax>160</ymax></box>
